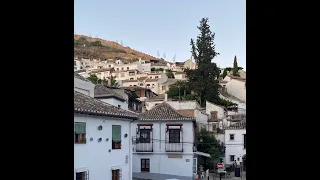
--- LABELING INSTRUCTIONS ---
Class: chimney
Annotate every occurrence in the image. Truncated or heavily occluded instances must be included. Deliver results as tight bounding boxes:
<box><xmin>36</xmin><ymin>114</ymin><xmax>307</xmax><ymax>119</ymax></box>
<box><xmin>164</xmin><ymin>93</ymin><xmax>168</xmax><ymax>101</ymax></box>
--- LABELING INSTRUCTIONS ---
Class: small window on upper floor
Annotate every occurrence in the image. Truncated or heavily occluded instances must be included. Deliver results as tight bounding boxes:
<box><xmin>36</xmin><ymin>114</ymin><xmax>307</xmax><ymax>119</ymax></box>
<box><xmin>229</xmin><ymin>134</ymin><xmax>235</xmax><ymax>141</ymax></box>
<box><xmin>118</xmin><ymin>105</ymin><xmax>121</xmax><ymax>108</ymax></box>
<box><xmin>116</xmin><ymin>68</ymin><xmax>119</xmax><ymax>71</ymax></box>
<box><xmin>127</xmin><ymin>67</ymin><xmax>129</xmax><ymax>70</ymax></box>
<box><xmin>112</xmin><ymin>125</ymin><xmax>121</xmax><ymax>149</ymax></box>
<box><xmin>75</xmin><ymin>122</ymin><xmax>86</xmax><ymax>144</ymax></box>
<box><xmin>121</xmin><ymin>67</ymin><xmax>124</xmax><ymax>70</ymax></box>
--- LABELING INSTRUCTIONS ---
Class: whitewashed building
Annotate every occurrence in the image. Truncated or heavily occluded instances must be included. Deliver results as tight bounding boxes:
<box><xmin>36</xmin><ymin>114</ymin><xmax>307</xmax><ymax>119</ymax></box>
<box><xmin>223</xmin><ymin>76</ymin><xmax>246</xmax><ymax>103</ymax></box>
<box><xmin>94</xmin><ymin>84</ymin><xmax>128</xmax><ymax>110</ymax></box>
<box><xmin>74</xmin><ymin>73</ymin><xmax>138</xmax><ymax>180</ymax></box>
<box><xmin>224</xmin><ymin>121</ymin><xmax>246</xmax><ymax>167</ymax></box>
<box><xmin>131</xmin><ymin>103</ymin><xmax>197</xmax><ymax>180</ymax></box>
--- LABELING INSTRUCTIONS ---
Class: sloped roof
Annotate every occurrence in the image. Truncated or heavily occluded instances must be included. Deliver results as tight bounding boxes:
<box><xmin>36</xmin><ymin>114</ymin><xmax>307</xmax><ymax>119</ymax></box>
<box><xmin>74</xmin><ymin>72</ymin><xmax>89</xmax><ymax>82</ymax></box>
<box><xmin>94</xmin><ymin>84</ymin><xmax>125</xmax><ymax>101</ymax></box>
<box><xmin>138</xmin><ymin>102</ymin><xmax>195</xmax><ymax>121</ymax></box>
<box><xmin>74</xmin><ymin>91</ymin><xmax>138</xmax><ymax>119</ymax></box>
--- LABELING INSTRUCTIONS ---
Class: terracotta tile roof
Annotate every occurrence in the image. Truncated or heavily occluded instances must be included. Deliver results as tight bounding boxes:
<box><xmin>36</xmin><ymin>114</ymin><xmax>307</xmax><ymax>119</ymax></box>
<box><xmin>74</xmin><ymin>91</ymin><xmax>138</xmax><ymax>119</ymax></box>
<box><xmin>176</xmin><ymin>109</ymin><xmax>195</xmax><ymax>117</ymax></box>
<box><xmin>138</xmin><ymin>102</ymin><xmax>195</xmax><ymax>121</ymax></box>
<box><xmin>74</xmin><ymin>72</ymin><xmax>89</xmax><ymax>82</ymax></box>
<box><xmin>225</xmin><ymin>120</ymin><xmax>246</xmax><ymax>129</ymax></box>
<box><xmin>90</xmin><ymin>68</ymin><xmax>112</xmax><ymax>73</ymax></box>
<box><xmin>94</xmin><ymin>84</ymin><xmax>125</xmax><ymax>101</ymax></box>
<box><xmin>137</xmin><ymin>77</ymin><xmax>148</xmax><ymax>81</ymax></box>
<box><xmin>124</xmin><ymin>79</ymin><xmax>138</xmax><ymax>82</ymax></box>
<box><xmin>145</xmin><ymin>78</ymin><xmax>159</xmax><ymax>82</ymax></box>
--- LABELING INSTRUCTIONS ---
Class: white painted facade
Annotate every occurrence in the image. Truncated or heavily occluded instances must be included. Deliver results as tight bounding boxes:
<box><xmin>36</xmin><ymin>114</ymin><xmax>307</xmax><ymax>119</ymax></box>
<box><xmin>224</xmin><ymin>129</ymin><xmax>246</xmax><ymax>165</ymax></box>
<box><xmin>131</xmin><ymin>120</ymin><xmax>195</xmax><ymax>178</ymax></box>
<box><xmin>74</xmin><ymin>59</ymin><xmax>85</xmax><ymax>71</ymax></box>
<box><xmin>74</xmin><ymin>114</ymin><xmax>133</xmax><ymax>180</ymax></box>
<box><xmin>99</xmin><ymin>98</ymin><xmax>128</xmax><ymax>110</ymax></box>
<box><xmin>206</xmin><ymin>101</ymin><xmax>225</xmax><ymax>120</ymax></box>
<box><xmin>74</xmin><ymin>76</ymin><xmax>95</xmax><ymax>97</ymax></box>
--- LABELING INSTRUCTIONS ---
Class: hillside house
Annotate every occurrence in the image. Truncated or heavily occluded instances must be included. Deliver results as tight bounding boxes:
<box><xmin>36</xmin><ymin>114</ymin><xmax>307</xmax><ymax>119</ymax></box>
<box><xmin>131</xmin><ymin>102</ymin><xmax>197</xmax><ymax>180</ymax></box>
<box><xmin>74</xmin><ymin>76</ymin><xmax>138</xmax><ymax>180</ymax></box>
<box><xmin>224</xmin><ymin>121</ymin><xmax>246</xmax><ymax>168</ymax></box>
<box><xmin>223</xmin><ymin>76</ymin><xmax>246</xmax><ymax>103</ymax></box>
<box><xmin>94</xmin><ymin>84</ymin><xmax>128</xmax><ymax>110</ymax></box>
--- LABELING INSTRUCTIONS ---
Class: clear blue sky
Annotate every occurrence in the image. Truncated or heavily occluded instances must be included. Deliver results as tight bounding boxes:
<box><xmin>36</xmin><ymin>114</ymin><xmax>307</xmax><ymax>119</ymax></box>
<box><xmin>74</xmin><ymin>0</ymin><xmax>246</xmax><ymax>69</ymax></box>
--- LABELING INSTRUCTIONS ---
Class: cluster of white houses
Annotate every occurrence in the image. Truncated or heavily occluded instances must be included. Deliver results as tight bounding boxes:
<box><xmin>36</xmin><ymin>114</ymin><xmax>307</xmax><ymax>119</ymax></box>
<box><xmin>74</xmin><ymin>71</ymin><xmax>246</xmax><ymax>180</ymax></box>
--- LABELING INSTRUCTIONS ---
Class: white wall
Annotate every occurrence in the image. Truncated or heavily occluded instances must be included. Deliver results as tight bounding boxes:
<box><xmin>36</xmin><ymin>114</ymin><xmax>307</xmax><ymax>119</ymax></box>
<box><xmin>74</xmin><ymin>114</ymin><xmax>132</xmax><ymax>180</ymax></box>
<box><xmin>132</xmin><ymin>154</ymin><xmax>193</xmax><ymax>177</ymax></box>
<box><xmin>224</xmin><ymin>129</ymin><xmax>246</xmax><ymax>165</ymax></box>
<box><xmin>99</xmin><ymin>98</ymin><xmax>128</xmax><ymax>110</ymax></box>
<box><xmin>131</xmin><ymin>120</ymin><xmax>194</xmax><ymax>177</ymax></box>
<box><xmin>226</xmin><ymin>80</ymin><xmax>246</xmax><ymax>102</ymax></box>
<box><xmin>206</xmin><ymin>101</ymin><xmax>225</xmax><ymax>119</ymax></box>
<box><xmin>74</xmin><ymin>77</ymin><xmax>95</xmax><ymax>97</ymax></box>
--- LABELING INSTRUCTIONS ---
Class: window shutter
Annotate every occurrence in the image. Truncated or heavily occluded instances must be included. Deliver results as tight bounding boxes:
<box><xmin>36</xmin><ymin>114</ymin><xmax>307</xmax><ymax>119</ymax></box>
<box><xmin>75</xmin><ymin>123</ymin><xmax>86</xmax><ymax>133</ymax></box>
<box><xmin>112</xmin><ymin>125</ymin><xmax>121</xmax><ymax>141</ymax></box>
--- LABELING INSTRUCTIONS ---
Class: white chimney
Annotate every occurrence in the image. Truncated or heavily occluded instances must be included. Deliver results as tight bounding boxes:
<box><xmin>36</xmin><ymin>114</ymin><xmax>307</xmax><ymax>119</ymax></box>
<box><xmin>164</xmin><ymin>93</ymin><xmax>168</xmax><ymax>101</ymax></box>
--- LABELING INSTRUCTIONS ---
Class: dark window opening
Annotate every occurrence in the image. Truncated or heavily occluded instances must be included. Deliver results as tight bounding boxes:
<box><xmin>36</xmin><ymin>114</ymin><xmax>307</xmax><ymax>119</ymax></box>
<box><xmin>169</xmin><ymin>129</ymin><xmax>180</xmax><ymax>143</ymax></box>
<box><xmin>141</xmin><ymin>159</ymin><xmax>150</xmax><ymax>172</ymax></box>
<box><xmin>139</xmin><ymin>129</ymin><xmax>151</xmax><ymax>143</ymax></box>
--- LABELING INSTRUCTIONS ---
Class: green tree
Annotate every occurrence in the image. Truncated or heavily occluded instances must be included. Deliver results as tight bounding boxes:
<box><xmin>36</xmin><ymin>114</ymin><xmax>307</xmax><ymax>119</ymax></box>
<box><xmin>166</xmin><ymin>70</ymin><xmax>175</xmax><ymax>78</ymax></box>
<box><xmin>222</xmin><ymin>68</ymin><xmax>228</xmax><ymax>79</ymax></box>
<box><xmin>197</xmin><ymin>128</ymin><xmax>221</xmax><ymax>166</ymax></box>
<box><xmin>87</xmin><ymin>74</ymin><xmax>99</xmax><ymax>84</ymax></box>
<box><xmin>186</xmin><ymin>17</ymin><xmax>220</xmax><ymax>106</ymax></box>
<box><xmin>233</xmin><ymin>56</ymin><xmax>240</xmax><ymax>76</ymax></box>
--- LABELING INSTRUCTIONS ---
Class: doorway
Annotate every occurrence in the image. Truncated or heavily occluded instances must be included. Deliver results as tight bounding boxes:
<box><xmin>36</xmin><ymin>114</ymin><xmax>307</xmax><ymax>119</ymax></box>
<box><xmin>141</xmin><ymin>159</ymin><xmax>150</xmax><ymax>172</ymax></box>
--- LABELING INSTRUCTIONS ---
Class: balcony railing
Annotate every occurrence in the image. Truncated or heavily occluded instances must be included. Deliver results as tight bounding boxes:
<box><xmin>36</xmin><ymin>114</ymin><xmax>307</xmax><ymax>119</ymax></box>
<box><xmin>136</xmin><ymin>142</ymin><xmax>153</xmax><ymax>152</ymax></box>
<box><xmin>165</xmin><ymin>142</ymin><xmax>183</xmax><ymax>152</ymax></box>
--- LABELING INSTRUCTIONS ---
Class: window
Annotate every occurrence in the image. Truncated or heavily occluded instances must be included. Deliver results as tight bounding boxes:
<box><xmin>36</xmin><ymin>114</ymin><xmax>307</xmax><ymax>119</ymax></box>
<box><xmin>75</xmin><ymin>122</ymin><xmax>86</xmax><ymax>144</ymax></box>
<box><xmin>155</xmin><ymin>76</ymin><xmax>158</xmax><ymax>78</ymax></box>
<box><xmin>169</xmin><ymin>129</ymin><xmax>180</xmax><ymax>143</ymax></box>
<box><xmin>140</xmin><ymin>83</ymin><xmax>143</xmax><ymax>86</ymax></box>
<box><xmin>162</xmin><ymin>86</ymin><xmax>166</xmax><ymax>90</ymax></box>
<box><xmin>74</xmin><ymin>61</ymin><xmax>76</xmax><ymax>66</ymax></box>
<box><xmin>130</xmin><ymin>78</ymin><xmax>134</xmax><ymax>80</ymax></box>
<box><xmin>116</xmin><ymin>68</ymin><xmax>119</xmax><ymax>71</ymax></box>
<box><xmin>229</xmin><ymin>134</ymin><xmax>235</xmax><ymax>141</ymax></box>
<box><xmin>127</xmin><ymin>67</ymin><xmax>129</xmax><ymax>70</ymax></box>
<box><xmin>76</xmin><ymin>171</ymin><xmax>88</xmax><ymax>180</ymax></box>
<box><xmin>109</xmin><ymin>65</ymin><xmax>111</xmax><ymax>67</ymax></box>
<box><xmin>243</xmin><ymin>134</ymin><xmax>246</xmax><ymax>149</ymax></box>
<box><xmin>147</xmin><ymin>84</ymin><xmax>150</xmax><ymax>86</ymax></box>
<box><xmin>141</xmin><ymin>159</ymin><xmax>150</xmax><ymax>172</ymax></box>
<box><xmin>112</xmin><ymin>169</ymin><xmax>120</xmax><ymax>180</ymax></box>
<box><xmin>118</xmin><ymin>105</ymin><xmax>121</xmax><ymax>108</ymax></box>
<box><xmin>230</xmin><ymin>155</ymin><xmax>235</xmax><ymax>162</ymax></box>
<box><xmin>150</xmin><ymin>77</ymin><xmax>152</xmax><ymax>79</ymax></box>
<box><xmin>112</xmin><ymin>125</ymin><xmax>121</xmax><ymax>149</ymax></box>
<box><xmin>121</xmin><ymin>67</ymin><xmax>124</xmax><ymax>70</ymax></box>
<box><xmin>139</xmin><ymin>129</ymin><xmax>151</xmax><ymax>143</ymax></box>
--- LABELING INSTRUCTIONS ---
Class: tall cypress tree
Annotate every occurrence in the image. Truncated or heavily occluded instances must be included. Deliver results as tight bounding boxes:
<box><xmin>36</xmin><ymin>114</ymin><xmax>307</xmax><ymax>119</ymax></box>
<box><xmin>186</xmin><ymin>18</ymin><xmax>220</xmax><ymax>106</ymax></box>
<box><xmin>233</xmin><ymin>55</ymin><xmax>239</xmax><ymax>76</ymax></box>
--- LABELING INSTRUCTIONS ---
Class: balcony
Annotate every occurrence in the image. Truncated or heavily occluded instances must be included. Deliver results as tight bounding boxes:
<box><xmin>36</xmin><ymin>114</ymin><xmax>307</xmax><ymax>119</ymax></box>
<box><xmin>165</xmin><ymin>142</ymin><xmax>183</xmax><ymax>152</ymax></box>
<box><xmin>135</xmin><ymin>142</ymin><xmax>153</xmax><ymax>152</ymax></box>
<box><xmin>135</xmin><ymin>127</ymin><xmax>153</xmax><ymax>152</ymax></box>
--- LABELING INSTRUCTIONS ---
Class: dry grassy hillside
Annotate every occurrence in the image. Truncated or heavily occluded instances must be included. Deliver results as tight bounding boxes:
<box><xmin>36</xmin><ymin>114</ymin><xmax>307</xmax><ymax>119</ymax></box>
<box><xmin>74</xmin><ymin>34</ymin><xmax>161</xmax><ymax>62</ymax></box>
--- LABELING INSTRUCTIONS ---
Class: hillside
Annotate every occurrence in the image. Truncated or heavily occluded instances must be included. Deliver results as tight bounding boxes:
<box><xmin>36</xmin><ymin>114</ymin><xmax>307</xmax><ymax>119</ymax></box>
<box><xmin>74</xmin><ymin>34</ymin><xmax>161</xmax><ymax>62</ymax></box>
